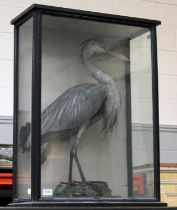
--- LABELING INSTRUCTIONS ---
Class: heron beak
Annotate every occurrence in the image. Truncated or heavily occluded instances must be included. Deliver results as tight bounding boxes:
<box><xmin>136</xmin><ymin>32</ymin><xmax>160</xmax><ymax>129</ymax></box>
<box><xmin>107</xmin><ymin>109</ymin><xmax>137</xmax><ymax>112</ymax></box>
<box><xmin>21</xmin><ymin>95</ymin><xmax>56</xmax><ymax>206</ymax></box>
<box><xmin>106</xmin><ymin>50</ymin><xmax>129</xmax><ymax>61</ymax></box>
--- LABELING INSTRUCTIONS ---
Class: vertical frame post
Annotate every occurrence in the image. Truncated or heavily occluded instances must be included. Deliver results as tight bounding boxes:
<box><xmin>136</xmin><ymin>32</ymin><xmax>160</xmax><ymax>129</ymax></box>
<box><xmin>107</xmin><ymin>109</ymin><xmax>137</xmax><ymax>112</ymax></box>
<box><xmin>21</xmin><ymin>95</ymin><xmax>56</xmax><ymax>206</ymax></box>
<box><xmin>12</xmin><ymin>25</ymin><xmax>19</xmax><ymax>201</ymax></box>
<box><xmin>151</xmin><ymin>26</ymin><xmax>160</xmax><ymax>201</ymax></box>
<box><xmin>31</xmin><ymin>9</ymin><xmax>42</xmax><ymax>201</ymax></box>
<box><xmin>125</xmin><ymin>40</ymin><xmax>133</xmax><ymax>197</ymax></box>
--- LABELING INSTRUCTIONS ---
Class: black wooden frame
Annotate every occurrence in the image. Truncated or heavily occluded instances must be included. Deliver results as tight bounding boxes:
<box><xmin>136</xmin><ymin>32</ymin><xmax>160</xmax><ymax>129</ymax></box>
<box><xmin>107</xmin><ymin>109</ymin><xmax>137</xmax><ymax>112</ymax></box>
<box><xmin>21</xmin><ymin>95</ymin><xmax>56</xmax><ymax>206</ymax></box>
<box><xmin>125</xmin><ymin>41</ymin><xmax>133</xmax><ymax>198</ymax></box>
<box><xmin>11</xmin><ymin>4</ymin><xmax>164</xmax><ymax>207</ymax></box>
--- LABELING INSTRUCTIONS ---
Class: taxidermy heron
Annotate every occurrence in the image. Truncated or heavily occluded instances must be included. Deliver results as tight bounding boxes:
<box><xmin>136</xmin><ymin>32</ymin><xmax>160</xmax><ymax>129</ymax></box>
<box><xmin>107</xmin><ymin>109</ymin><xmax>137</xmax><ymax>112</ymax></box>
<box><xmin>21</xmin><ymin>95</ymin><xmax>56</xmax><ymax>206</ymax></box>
<box><xmin>20</xmin><ymin>37</ymin><xmax>128</xmax><ymax>184</ymax></box>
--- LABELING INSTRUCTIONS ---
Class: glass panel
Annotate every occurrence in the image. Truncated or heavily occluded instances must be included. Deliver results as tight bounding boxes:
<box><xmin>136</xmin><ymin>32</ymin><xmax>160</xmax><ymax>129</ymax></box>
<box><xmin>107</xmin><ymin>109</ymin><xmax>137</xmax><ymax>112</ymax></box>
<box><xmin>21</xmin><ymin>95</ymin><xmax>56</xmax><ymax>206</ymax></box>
<box><xmin>130</xmin><ymin>32</ymin><xmax>154</xmax><ymax>198</ymax></box>
<box><xmin>40</xmin><ymin>14</ymin><xmax>152</xmax><ymax>199</ymax></box>
<box><xmin>17</xmin><ymin>18</ymin><xmax>33</xmax><ymax>199</ymax></box>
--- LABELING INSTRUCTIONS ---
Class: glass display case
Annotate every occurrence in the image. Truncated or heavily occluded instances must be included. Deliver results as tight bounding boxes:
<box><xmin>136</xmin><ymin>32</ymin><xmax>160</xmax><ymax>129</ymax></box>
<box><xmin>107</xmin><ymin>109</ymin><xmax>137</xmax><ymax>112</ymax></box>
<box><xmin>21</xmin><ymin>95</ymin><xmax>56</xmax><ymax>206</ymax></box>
<box><xmin>11</xmin><ymin>4</ymin><xmax>164</xmax><ymax>207</ymax></box>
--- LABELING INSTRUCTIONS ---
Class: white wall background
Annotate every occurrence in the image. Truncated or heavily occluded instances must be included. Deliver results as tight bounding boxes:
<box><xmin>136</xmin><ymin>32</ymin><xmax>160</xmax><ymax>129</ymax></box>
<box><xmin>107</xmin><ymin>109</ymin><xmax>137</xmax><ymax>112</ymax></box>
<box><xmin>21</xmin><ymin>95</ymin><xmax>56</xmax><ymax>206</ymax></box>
<box><xmin>0</xmin><ymin>0</ymin><xmax>177</xmax><ymax>126</ymax></box>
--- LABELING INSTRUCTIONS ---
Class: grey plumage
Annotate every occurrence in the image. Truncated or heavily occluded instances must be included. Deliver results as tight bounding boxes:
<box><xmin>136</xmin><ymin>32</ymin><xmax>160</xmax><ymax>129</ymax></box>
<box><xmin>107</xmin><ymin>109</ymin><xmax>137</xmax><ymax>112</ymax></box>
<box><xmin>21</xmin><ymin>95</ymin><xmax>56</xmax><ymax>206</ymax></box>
<box><xmin>20</xmin><ymin>37</ymin><xmax>125</xmax><ymax>183</ymax></box>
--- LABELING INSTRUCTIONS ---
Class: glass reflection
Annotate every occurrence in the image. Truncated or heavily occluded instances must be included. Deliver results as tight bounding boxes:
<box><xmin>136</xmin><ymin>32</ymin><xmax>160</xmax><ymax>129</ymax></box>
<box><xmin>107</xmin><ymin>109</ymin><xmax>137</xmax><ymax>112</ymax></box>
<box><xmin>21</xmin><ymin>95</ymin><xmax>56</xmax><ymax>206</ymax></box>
<box><xmin>17</xmin><ymin>18</ymin><xmax>32</xmax><ymax>199</ymax></box>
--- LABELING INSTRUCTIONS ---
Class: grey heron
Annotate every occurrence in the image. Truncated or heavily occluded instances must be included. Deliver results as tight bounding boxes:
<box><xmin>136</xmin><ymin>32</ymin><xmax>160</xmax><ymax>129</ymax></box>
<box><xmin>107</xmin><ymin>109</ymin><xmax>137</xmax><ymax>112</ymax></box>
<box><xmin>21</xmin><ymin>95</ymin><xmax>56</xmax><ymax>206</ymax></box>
<box><xmin>20</xmin><ymin>37</ymin><xmax>128</xmax><ymax>184</ymax></box>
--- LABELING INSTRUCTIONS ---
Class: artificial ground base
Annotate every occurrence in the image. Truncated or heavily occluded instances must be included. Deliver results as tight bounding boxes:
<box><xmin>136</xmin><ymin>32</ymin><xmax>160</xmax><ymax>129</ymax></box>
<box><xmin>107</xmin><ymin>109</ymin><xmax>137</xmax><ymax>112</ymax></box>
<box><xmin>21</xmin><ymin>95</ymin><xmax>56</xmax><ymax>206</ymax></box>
<box><xmin>53</xmin><ymin>181</ymin><xmax>111</xmax><ymax>197</ymax></box>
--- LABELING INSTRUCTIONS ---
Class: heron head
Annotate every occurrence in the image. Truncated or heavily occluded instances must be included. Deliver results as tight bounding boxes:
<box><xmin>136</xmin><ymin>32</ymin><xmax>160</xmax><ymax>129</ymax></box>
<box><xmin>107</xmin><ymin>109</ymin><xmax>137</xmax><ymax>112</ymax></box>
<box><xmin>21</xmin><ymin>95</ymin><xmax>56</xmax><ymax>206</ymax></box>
<box><xmin>91</xmin><ymin>41</ymin><xmax>106</xmax><ymax>54</ymax></box>
<box><xmin>81</xmin><ymin>37</ymin><xmax>129</xmax><ymax>61</ymax></box>
<box><xmin>81</xmin><ymin>37</ymin><xmax>106</xmax><ymax>56</ymax></box>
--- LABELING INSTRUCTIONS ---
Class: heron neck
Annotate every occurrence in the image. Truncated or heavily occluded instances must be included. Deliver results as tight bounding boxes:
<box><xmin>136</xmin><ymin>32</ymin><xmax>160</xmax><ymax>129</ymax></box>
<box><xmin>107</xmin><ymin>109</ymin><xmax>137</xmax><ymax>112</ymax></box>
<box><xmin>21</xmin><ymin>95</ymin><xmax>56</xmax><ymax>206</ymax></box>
<box><xmin>82</xmin><ymin>50</ymin><xmax>114</xmax><ymax>83</ymax></box>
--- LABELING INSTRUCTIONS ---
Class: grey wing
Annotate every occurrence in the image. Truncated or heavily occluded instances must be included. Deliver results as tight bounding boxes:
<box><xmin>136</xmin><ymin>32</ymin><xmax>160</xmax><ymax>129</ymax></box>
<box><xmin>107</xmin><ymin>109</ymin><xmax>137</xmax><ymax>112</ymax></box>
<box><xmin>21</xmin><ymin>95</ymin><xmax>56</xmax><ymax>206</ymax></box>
<box><xmin>41</xmin><ymin>83</ymin><xmax>106</xmax><ymax>135</ymax></box>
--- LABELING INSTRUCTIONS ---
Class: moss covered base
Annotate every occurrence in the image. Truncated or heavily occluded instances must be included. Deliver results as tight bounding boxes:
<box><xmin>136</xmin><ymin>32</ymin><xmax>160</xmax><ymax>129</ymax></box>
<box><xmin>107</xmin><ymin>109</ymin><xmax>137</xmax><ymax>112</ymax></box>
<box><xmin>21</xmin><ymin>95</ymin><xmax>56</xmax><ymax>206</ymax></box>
<box><xmin>53</xmin><ymin>181</ymin><xmax>111</xmax><ymax>197</ymax></box>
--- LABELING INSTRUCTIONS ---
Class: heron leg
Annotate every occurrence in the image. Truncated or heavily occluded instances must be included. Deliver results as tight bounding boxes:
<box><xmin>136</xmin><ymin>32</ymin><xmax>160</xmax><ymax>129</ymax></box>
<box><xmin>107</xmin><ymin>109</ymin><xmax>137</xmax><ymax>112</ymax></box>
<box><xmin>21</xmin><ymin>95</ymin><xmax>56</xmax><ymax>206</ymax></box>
<box><xmin>74</xmin><ymin>147</ymin><xmax>86</xmax><ymax>183</ymax></box>
<box><xmin>68</xmin><ymin>123</ymin><xmax>88</xmax><ymax>184</ymax></box>
<box><xmin>68</xmin><ymin>146</ymin><xmax>74</xmax><ymax>184</ymax></box>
